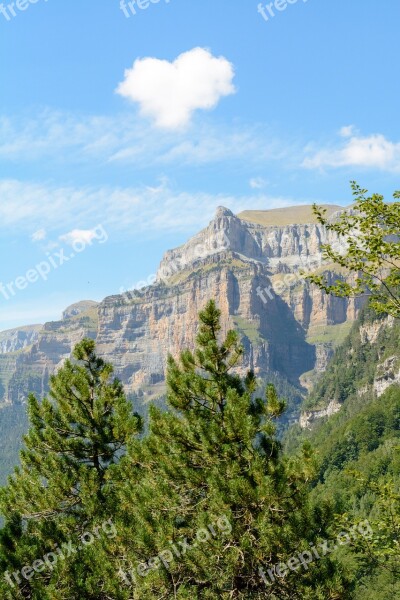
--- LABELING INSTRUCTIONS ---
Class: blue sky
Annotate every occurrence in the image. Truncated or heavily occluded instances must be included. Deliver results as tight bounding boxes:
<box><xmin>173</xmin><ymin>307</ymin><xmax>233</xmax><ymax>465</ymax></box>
<box><xmin>1</xmin><ymin>0</ymin><xmax>399</xmax><ymax>329</ymax></box>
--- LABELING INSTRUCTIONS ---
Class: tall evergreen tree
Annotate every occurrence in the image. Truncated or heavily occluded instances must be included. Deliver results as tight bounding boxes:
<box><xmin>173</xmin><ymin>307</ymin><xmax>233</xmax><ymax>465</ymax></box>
<box><xmin>0</xmin><ymin>338</ymin><xmax>142</xmax><ymax>599</ymax></box>
<box><xmin>115</xmin><ymin>301</ymin><xmax>346</xmax><ymax>599</ymax></box>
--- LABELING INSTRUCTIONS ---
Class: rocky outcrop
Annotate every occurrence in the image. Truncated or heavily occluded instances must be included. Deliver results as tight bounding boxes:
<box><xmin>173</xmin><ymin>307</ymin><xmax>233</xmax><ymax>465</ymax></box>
<box><xmin>299</xmin><ymin>311</ymin><xmax>400</xmax><ymax>428</ymax></box>
<box><xmin>374</xmin><ymin>355</ymin><xmax>400</xmax><ymax>397</ymax></box>
<box><xmin>96</xmin><ymin>253</ymin><xmax>315</xmax><ymax>397</ymax></box>
<box><xmin>0</xmin><ymin>326</ymin><xmax>42</xmax><ymax>354</ymax></box>
<box><xmin>0</xmin><ymin>204</ymin><xmax>359</xmax><ymax>408</ymax></box>
<box><xmin>157</xmin><ymin>206</ymin><xmax>343</xmax><ymax>282</ymax></box>
<box><xmin>0</xmin><ymin>311</ymin><xmax>97</xmax><ymax>405</ymax></box>
<box><xmin>314</xmin><ymin>344</ymin><xmax>335</xmax><ymax>373</ymax></box>
<box><xmin>157</xmin><ymin>206</ymin><xmax>361</xmax><ymax>343</ymax></box>
<box><xmin>360</xmin><ymin>316</ymin><xmax>395</xmax><ymax>345</ymax></box>
<box><xmin>299</xmin><ymin>399</ymin><xmax>341</xmax><ymax>429</ymax></box>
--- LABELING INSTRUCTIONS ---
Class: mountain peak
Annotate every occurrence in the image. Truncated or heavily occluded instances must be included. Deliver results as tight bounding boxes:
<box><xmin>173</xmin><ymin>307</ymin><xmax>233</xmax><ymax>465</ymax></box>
<box><xmin>215</xmin><ymin>206</ymin><xmax>234</xmax><ymax>219</ymax></box>
<box><xmin>62</xmin><ymin>300</ymin><xmax>99</xmax><ymax>321</ymax></box>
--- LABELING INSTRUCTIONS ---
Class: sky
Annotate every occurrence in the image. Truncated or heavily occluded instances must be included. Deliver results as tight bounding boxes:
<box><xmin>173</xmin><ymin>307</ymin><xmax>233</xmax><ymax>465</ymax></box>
<box><xmin>0</xmin><ymin>0</ymin><xmax>399</xmax><ymax>330</ymax></box>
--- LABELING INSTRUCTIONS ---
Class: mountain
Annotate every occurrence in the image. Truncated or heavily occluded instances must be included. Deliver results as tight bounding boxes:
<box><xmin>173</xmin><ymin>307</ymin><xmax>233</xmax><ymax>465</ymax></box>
<box><xmin>0</xmin><ymin>302</ymin><xmax>98</xmax><ymax>407</ymax></box>
<box><xmin>0</xmin><ymin>205</ymin><xmax>360</xmax><ymax>406</ymax></box>
<box><xmin>0</xmin><ymin>205</ymin><xmax>364</xmax><ymax>480</ymax></box>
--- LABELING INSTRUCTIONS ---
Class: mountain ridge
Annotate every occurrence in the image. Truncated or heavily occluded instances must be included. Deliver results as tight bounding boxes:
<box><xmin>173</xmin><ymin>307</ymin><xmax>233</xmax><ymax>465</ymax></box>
<box><xmin>0</xmin><ymin>204</ymin><xmax>359</xmax><ymax>410</ymax></box>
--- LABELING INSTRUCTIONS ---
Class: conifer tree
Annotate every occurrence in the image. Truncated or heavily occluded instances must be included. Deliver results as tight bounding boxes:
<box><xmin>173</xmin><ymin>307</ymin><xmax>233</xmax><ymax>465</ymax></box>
<box><xmin>116</xmin><ymin>301</ymin><xmax>346</xmax><ymax>599</ymax></box>
<box><xmin>0</xmin><ymin>338</ymin><xmax>141</xmax><ymax>599</ymax></box>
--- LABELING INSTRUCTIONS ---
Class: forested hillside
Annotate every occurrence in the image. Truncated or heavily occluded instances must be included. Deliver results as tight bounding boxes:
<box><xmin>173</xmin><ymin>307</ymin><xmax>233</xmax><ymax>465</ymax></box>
<box><xmin>286</xmin><ymin>188</ymin><xmax>400</xmax><ymax>598</ymax></box>
<box><xmin>286</xmin><ymin>303</ymin><xmax>400</xmax><ymax>598</ymax></box>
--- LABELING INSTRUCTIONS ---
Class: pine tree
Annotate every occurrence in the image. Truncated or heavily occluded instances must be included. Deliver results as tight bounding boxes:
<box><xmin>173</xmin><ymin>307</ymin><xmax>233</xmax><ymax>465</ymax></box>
<box><xmin>0</xmin><ymin>338</ymin><xmax>142</xmax><ymax>599</ymax></box>
<box><xmin>116</xmin><ymin>301</ymin><xmax>347</xmax><ymax>599</ymax></box>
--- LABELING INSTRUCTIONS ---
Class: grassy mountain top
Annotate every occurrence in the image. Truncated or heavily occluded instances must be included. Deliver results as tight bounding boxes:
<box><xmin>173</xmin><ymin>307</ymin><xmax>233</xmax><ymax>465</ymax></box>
<box><xmin>62</xmin><ymin>300</ymin><xmax>99</xmax><ymax>319</ymax></box>
<box><xmin>238</xmin><ymin>204</ymin><xmax>344</xmax><ymax>227</ymax></box>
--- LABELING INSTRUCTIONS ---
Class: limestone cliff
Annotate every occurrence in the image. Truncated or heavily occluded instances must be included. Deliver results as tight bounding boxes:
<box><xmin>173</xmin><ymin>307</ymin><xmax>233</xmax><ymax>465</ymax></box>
<box><xmin>300</xmin><ymin>311</ymin><xmax>400</xmax><ymax>429</ymax></box>
<box><xmin>0</xmin><ymin>205</ymin><xmax>359</xmax><ymax>408</ymax></box>
<box><xmin>0</xmin><ymin>325</ymin><xmax>42</xmax><ymax>354</ymax></box>
<box><xmin>96</xmin><ymin>253</ymin><xmax>314</xmax><ymax>398</ymax></box>
<box><xmin>0</xmin><ymin>306</ymin><xmax>98</xmax><ymax>404</ymax></box>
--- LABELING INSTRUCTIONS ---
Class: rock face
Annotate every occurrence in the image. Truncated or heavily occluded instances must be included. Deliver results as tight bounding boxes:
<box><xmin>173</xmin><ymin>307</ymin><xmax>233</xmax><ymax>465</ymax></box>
<box><xmin>97</xmin><ymin>253</ymin><xmax>315</xmax><ymax>396</ymax></box>
<box><xmin>300</xmin><ymin>312</ymin><xmax>400</xmax><ymax>428</ymax></box>
<box><xmin>299</xmin><ymin>399</ymin><xmax>341</xmax><ymax>429</ymax></box>
<box><xmin>158</xmin><ymin>206</ymin><xmax>338</xmax><ymax>281</ymax></box>
<box><xmin>374</xmin><ymin>355</ymin><xmax>400</xmax><ymax>397</ymax></box>
<box><xmin>0</xmin><ymin>326</ymin><xmax>42</xmax><ymax>354</ymax></box>
<box><xmin>0</xmin><ymin>205</ymin><xmax>360</xmax><ymax>407</ymax></box>
<box><xmin>0</xmin><ymin>311</ymin><xmax>98</xmax><ymax>405</ymax></box>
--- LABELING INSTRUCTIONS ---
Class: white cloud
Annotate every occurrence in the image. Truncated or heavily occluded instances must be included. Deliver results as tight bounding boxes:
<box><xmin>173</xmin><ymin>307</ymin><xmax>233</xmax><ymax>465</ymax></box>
<box><xmin>303</xmin><ymin>130</ymin><xmax>400</xmax><ymax>172</ymax></box>
<box><xmin>31</xmin><ymin>228</ymin><xmax>46</xmax><ymax>242</ymax></box>
<box><xmin>249</xmin><ymin>177</ymin><xmax>267</xmax><ymax>190</ymax></box>
<box><xmin>116</xmin><ymin>47</ymin><xmax>236</xmax><ymax>130</ymax></box>
<box><xmin>339</xmin><ymin>125</ymin><xmax>356</xmax><ymax>138</ymax></box>
<box><xmin>60</xmin><ymin>228</ymin><xmax>102</xmax><ymax>247</ymax></box>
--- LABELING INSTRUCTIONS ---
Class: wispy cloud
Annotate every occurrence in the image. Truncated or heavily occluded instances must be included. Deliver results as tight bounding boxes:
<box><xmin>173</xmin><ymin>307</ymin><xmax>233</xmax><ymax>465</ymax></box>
<box><xmin>0</xmin><ymin>110</ymin><xmax>288</xmax><ymax>169</ymax></box>
<box><xmin>0</xmin><ymin>178</ymin><xmax>299</xmax><ymax>237</ymax></box>
<box><xmin>249</xmin><ymin>177</ymin><xmax>267</xmax><ymax>190</ymax></box>
<box><xmin>303</xmin><ymin>128</ymin><xmax>400</xmax><ymax>172</ymax></box>
<box><xmin>339</xmin><ymin>125</ymin><xmax>356</xmax><ymax>138</ymax></box>
<box><xmin>0</xmin><ymin>111</ymin><xmax>117</xmax><ymax>162</ymax></box>
<box><xmin>31</xmin><ymin>229</ymin><xmax>46</xmax><ymax>242</ymax></box>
